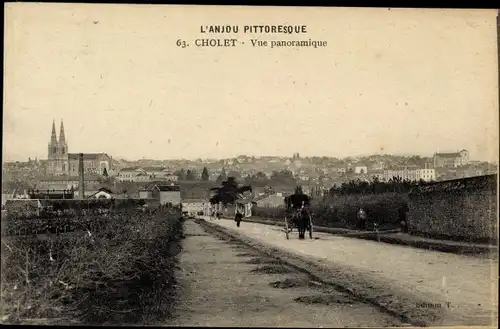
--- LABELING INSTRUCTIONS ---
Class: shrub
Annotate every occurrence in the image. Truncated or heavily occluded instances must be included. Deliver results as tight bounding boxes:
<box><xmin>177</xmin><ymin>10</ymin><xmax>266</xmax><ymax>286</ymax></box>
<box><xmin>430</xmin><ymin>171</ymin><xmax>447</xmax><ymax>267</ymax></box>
<box><xmin>253</xmin><ymin>192</ymin><xmax>408</xmax><ymax>230</ymax></box>
<box><xmin>1</xmin><ymin>207</ymin><xmax>183</xmax><ymax>325</ymax></box>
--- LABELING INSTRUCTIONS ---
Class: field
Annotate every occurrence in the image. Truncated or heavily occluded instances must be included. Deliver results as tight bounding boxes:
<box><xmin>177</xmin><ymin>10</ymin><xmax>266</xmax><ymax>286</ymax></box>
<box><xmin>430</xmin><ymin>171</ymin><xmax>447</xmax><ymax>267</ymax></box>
<box><xmin>1</xmin><ymin>206</ymin><xmax>184</xmax><ymax>325</ymax></box>
<box><xmin>253</xmin><ymin>192</ymin><xmax>408</xmax><ymax>230</ymax></box>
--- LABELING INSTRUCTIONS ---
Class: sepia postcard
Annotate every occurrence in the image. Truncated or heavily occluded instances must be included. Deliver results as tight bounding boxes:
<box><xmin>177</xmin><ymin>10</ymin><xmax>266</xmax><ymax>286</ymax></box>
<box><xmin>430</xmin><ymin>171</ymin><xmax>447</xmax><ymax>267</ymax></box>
<box><xmin>2</xmin><ymin>3</ymin><xmax>499</xmax><ymax>328</ymax></box>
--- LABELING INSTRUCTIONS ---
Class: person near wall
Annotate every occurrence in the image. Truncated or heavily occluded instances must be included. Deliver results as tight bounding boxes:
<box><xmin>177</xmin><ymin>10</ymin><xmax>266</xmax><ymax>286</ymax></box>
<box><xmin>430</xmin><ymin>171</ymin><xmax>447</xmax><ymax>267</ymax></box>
<box><xmin>357</xmin><ymin>207</ymin><xmax>367</xmax><ymax>231</ymax></box>
<box><xmin>399</xmin><ymin>203</ymin><xmax>410</xmax><ymax>233</ymax></box>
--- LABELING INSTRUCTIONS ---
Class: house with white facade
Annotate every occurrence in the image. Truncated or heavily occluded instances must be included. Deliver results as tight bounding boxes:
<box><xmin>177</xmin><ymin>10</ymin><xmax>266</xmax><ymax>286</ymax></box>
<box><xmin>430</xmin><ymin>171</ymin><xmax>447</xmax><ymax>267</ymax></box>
<box><xmin>117</xmin><ymin>167</ymin><xmax>179</xmax><ymax>182</ymax></box>
<box><xmin>182</xmin><ymin>199</ymin><xmax>210</xmax><ymax>216</ymax></box>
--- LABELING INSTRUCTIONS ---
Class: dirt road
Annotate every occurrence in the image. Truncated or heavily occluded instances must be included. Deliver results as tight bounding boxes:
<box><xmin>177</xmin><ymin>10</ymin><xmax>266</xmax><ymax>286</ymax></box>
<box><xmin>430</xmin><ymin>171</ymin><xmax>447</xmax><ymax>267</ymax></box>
<box><xmin>168</xmin><ymin>219</ymin><xmax>407</xmax><ymax>327</ymax></box>
<box><xmin>205</xmin><ymin>217</ymin><xmax>498</xmax><ymax>326</ymax></box>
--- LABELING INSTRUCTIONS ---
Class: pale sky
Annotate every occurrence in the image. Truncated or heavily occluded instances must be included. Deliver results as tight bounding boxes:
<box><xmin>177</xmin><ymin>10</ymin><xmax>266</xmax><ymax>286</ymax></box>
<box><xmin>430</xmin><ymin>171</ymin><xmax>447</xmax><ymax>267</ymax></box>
<box><xmin>3</xmin><ymin>4</ymin><xmax>499</xmax><ymax>162</ymax></box>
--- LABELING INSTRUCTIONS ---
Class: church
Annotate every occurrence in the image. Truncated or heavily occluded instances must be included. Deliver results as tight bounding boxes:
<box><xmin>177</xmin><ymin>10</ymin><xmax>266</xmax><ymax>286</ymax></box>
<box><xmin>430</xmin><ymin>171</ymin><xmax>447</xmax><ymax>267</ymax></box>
<box><xmin>47</xmin><ymin>120</ymin><xmax>112</xmax><ymax>176</ymax></box>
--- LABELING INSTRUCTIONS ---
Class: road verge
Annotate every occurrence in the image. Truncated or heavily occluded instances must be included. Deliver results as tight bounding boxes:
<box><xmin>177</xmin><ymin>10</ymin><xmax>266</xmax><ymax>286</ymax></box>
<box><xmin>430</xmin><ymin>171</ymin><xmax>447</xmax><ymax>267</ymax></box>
<box><xmin>195</xmin><ymin>217</ymin><xmax>450</xmax><ymax>327</ymax></box>
<box><xmin>225</xmin><ymin>216</ymin><xmax>496</xmax><ymax>256</ymax></box>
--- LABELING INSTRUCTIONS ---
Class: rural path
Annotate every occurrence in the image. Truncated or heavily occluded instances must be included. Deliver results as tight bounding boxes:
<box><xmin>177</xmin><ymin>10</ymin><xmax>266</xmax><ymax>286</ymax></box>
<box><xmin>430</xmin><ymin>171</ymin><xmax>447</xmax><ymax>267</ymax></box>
<box><xmin>167</xmin><ymin>219</ymin><xmax>407</xmax><ymax>327</ymax></box>
<box><xmin>204</xmin><ymin>217</ymin><xmax>498</xmax><ymax>327</ymax></box>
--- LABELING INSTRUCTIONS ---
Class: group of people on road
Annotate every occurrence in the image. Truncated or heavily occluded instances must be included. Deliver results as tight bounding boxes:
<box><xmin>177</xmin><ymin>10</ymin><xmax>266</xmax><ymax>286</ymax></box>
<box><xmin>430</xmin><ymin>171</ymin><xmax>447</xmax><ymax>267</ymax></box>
<box><xmin>234</xmin><ymin>186</ymin><xmax>311</xmax><ymax>229</ymax></box>
<box><xmin>231</xmin><ymin>185</ymin><xmax>409</xmax><ymax>233</ymax></box>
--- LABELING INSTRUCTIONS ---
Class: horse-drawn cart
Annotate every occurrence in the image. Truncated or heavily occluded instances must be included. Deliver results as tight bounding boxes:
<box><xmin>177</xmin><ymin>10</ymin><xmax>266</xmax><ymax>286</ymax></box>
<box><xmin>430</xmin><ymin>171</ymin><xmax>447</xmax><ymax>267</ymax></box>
<box><xmin>284</xmin><ymin>207</ymin><xmax>313</xmax><ymax>240</ymax></box>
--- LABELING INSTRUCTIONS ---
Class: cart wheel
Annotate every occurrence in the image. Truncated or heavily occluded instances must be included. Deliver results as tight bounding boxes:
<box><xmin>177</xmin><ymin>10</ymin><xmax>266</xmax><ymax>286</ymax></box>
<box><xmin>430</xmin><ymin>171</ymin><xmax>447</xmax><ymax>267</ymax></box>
<box><xmin>285</xmin><ymin>216</ymin><xmax>289</xmax><ymax>240</ymax></box>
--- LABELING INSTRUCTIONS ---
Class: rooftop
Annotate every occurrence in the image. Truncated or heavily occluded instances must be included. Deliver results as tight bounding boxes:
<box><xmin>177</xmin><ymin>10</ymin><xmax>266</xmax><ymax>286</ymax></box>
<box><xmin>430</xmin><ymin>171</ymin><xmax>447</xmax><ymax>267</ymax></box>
<box><xmin>38</xmin><ymin>175</ymin><xmax>101</xmax><ymax>182</ymax></box>
<box><xmin>154</xmin><ymin>184</ymin><xmax>181</xmax><ymax>192</ymax></box>
<box><xmin>181</xmin><ymin>198</ymin><xmax>208</xmax><ymax>203</ymax></box>
<box><xmin>434</xmin><ymin>152</ymin><xmax>461</xmax><ymax>158</ymax></box>
<box><xmin>67</xmin><ymin>153</ymin><xmax>110</xmax><ymax>160</ymax></box>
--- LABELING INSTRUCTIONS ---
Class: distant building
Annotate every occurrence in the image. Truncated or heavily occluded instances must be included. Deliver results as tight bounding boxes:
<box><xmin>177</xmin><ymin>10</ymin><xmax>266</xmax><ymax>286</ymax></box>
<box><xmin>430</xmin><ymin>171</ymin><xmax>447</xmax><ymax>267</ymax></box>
<box><xmin>142</xmin><ymin>167</ymin><xmax>178</xmax><ymax>182</ymax></box>
<box><xmin>1</xmin><ymin>192</ymin><xmax>15</xmax><ymax>207</ymax></box>
<box><xmin>252</xmin><ymin>193</ymin><xmax>285</xmax><ymax>208</ymax></box>
<box><xmin>182</xmin><ymin>199</ymin><xmax>209</xmax><ymax>216</ymax></box>
<box><xmin>87</xmin><ymin>187</ymin><xmax>119</xmax><ymax>199</ymax></box>
<box><xmin>381</xmin><ymin>167</ymin><xmax>436</xmax><ymax>182</ymax></box>
<box><xmin>139</xmin><ymin>189</ymin><xmax>153</xmax><ymax>199</ymax></box>
<box><xmin>235</xmin><ymin>196</ymin><xmax>253</xmax><ymax>218</ymax></box>
<box><xmin>370</xmin><ymin>170</ymin><xmax>385</xmax><ymax>181</ymax></box>
<box><xmin>354</xmin><ymin>165</ymin><xmax>368</xmax><ymax>174</ymax></box>
<box><xmin>36</xmin><ymin>175</ymin><xmax>101</xmax><ymax>191</ymax></box>
<box><xmin>151</xmin><ymin>184</ymin><xmax>181</xmax><ymax>205</ymax></box>
<box><xmin>433</xmin><ymin>149</ymin><xmax>469</xmax><ymax>168</ymax></box>
<box><xmin>117</xmin><ymin>168</ymin><xmax>143</xmax><ymax>182</ymax></box>
<box><xmin>46</xmin><ymin>120</ymin><xmax>112</xmax><ymax>176</ymax></box>
<box><xmin>28</xmin><ymin>189</ymin><xmax>74</xmax><ymax>200</ymax></box>
<box><xmin>117</xmin><ymin>167</ymin><xmax>178</xmax><ymax>182</ymax></box>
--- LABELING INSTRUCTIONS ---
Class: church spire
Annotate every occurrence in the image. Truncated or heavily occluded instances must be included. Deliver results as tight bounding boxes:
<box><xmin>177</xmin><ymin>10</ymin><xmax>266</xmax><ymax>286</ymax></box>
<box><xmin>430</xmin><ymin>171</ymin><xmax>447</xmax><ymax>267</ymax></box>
<box><xmin>51</xmin><ymin>120</ymin><xmax>57</xmax><ymax>143</ymax></box>
<box><xmin>59</xmin><ymin>119</ymin><xmax>66</xmax><ymax>143</ymax></box>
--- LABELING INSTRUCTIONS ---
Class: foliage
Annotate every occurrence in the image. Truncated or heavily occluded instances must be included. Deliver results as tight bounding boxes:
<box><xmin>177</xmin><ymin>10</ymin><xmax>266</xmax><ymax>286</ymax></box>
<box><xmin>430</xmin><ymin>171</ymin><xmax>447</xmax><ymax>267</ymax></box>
<box><xmin>253</xmin><ymin>192</ymin><xmax>409</xmax><ymax>230</ymax></box>
<box><xmin>244</xmin><ymin>172</ymin><xmax>268</xmax><ymax>186</ymax></box>
<box><xmin>244</xmin><ymin>170</ymin><xmax>298</xmax><ymax>188</ymax></box>
<box><xmin>209</xmin><ymin>177</ymin><xmax>252</xmax><ymax>206</ymax></box>
<box><xmin>227</xmin><ymin>170</ymin><xmax>241</xmax><ymax>179</ymax></box>
<box><xmin>270</xmin><ymin>170</ymin><xmax>297</xmax><ymax>186</ymax></box>
<box><xmin>4</xmin><ymin>199</ymin><xmax>150</xmax><ymax>220</ymax></box>
<box><xmin>263</xmin><ymin>185</ymin><xmax>275</xmax><ymax>194</ymax></box>
<box><xmin>328</xmin><ymin>177</ymin><xmax>428</xmax><ymax>196</ymax></box>
<box><xmin>1</xmin><ymin>207</ymin><xmax>183</xmax><ymax>325</ymax></box>
<box><xmin>201</xmin><ymin>167</ymin><xmax>209</xmax><ymax>181</ymax></box>
<box><xmin>174</xmin><ymin>169</ymin><xmax>186</xmax><ymax>181</ymax></box>
<box><xmin>215</xmin><ymin>168</ymin><xmax>227</xmax><ymax>184</ymax></box>
<box><xmin>185</xmin><ymin>169</ymin><xmax>196</xmax><ymax>181</ymax></box>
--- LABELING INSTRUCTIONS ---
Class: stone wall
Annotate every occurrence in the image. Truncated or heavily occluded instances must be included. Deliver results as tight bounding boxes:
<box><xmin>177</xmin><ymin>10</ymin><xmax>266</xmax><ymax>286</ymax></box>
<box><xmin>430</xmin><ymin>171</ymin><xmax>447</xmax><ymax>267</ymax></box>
<box><xmin>407</xmin><ymin>174</ymin><xmax>498</xmax><ymax>244</ymax></box>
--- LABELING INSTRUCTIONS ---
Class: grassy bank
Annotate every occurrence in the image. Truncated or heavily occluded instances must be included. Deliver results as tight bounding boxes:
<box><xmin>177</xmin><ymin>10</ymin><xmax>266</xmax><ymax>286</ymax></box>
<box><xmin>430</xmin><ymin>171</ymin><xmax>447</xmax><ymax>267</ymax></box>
<box><xmin>1</xmin><ymin>207</ymin><xmax>184</xmax><ymax>325</ymax></box>
<box><xmin>253</xmin><ymin>192</ymin><xmax>408</xmax><ymax>230</ymax></box>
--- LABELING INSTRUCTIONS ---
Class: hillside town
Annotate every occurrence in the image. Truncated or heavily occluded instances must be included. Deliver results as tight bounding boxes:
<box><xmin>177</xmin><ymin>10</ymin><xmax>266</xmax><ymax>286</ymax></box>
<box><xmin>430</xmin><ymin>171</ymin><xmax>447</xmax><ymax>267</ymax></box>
<box><xmin>2</xmin><ymin>120</ymin><xmax>497</xmax><ymax>210</ymax></box>
<box><xmin>2</xmin><ymin>5</ymin><xmax>498</xmax><ymax>327</ymax></box>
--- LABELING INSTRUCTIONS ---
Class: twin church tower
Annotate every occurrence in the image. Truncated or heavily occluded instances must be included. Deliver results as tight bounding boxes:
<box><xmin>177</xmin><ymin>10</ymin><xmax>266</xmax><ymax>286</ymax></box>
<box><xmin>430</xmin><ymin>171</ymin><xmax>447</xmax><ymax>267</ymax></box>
<box><xmin>48</xmin><ymin>120</ymin><xmax>68</xmax><ymax>160</ymax></box>
<box><xmin>48</xmin><ymin>120</ymin><xmax>69</xmax><ymax>174</ymax></box>
<box><xmin>46</xmin><ymin>120</ymin><xmax>113</xmax><ymax>176</ymax></box>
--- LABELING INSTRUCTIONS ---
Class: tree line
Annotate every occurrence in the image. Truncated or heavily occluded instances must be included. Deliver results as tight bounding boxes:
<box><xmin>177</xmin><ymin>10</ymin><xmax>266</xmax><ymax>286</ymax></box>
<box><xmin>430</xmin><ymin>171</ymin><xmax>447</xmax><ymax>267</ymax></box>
<box><xmin>328</xmin><ymin>176</ymin><xmax>429</xmax><ymax>196</ymax></box>
<box><xmin>173</xmin><ymin>167</ymin><xmax>210</xmax><ymax>181</ymax></box>
<box><xmin>172</xmin><ymin>167</ymin><xmax>300</xmax><ymax>186</ymax></box>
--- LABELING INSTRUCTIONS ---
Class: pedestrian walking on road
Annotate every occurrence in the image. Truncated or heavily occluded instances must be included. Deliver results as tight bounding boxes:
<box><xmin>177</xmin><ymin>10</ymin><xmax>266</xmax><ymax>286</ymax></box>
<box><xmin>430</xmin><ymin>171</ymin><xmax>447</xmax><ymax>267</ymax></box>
<box><xmin>235</xmin><ymin>211</ymin><xmax>243</xmax><ymax>227</ymax></box>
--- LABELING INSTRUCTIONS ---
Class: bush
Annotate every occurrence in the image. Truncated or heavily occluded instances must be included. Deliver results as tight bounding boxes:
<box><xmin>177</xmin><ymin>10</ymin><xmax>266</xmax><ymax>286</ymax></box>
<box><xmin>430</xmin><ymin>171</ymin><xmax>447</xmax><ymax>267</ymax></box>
<box><xmin>253</xmin><ymin>192</ymin><xmax>408</xmax><ymax>230</ymax></box>
<box><xmin>3</xmin><ymin>199</ymin><xmax>150</xmax><ymax>220</ymax></box>
<box><xmin>1</xmin><ymin>207</ymin><xmax>183</xmax><ymax>325</ymax></box>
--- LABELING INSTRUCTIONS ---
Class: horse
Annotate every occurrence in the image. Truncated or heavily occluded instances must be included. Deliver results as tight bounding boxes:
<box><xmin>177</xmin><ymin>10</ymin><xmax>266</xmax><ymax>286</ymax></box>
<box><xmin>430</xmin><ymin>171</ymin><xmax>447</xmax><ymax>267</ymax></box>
<box><xmin>293</xmin><ymin>206</ymin><xmax>311</xmax><ymax>240</ymax></box>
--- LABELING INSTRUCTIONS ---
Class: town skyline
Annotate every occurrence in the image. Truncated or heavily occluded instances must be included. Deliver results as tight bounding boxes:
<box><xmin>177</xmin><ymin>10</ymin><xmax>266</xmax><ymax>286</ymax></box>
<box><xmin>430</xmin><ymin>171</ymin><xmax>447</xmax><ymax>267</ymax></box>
<box><xmin>1</xmin><ymin>118</ymin><xmax>494</xmax><ymax>164</ymax></box>
<box><xmin>3</xmin><ymin>5</ymin><xmax>498</xmax><ymax>163</ymax></box>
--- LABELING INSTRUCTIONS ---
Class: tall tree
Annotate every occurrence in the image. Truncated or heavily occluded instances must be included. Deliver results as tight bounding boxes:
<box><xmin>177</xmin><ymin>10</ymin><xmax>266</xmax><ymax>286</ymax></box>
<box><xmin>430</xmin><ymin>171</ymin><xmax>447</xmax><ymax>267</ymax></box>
<box><xmin>209</xmin><ymin>177</ymin><xmax>252</xmax><ymax>206</ymax></box>
<box><xmin>216</xmin><ymin>167</ymin><xmax>227</xmax><ymax>183</ymax></box>
<box><xmin>201</xmin><ymin>167</ymin><xmax>210</xmax><ymax>181</ymax></box>
<box><xmin>175</xmin><ymin>168</ymin><xmax>187</xmax><ymax>180</ymax></box>
<box><xmin>228</xmin><ymin>170</ymin><xmax>241</xmax><ymax>179</ymax></box>
<box><xmin>186</xmin><ymin>169</ymin><xmax>196</xmax><ymax>181</ymax></box>
<box><xmin>270</xmin><ymin>169</ymin><xmax>296</xmax><ymax>186</ymax></box>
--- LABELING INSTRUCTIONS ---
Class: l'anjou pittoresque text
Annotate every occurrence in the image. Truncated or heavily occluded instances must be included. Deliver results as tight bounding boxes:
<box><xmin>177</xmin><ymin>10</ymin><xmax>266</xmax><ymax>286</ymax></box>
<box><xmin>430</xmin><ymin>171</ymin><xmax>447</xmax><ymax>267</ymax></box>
<box><xmin>201</xmin><ymin>25</ymin><xmax>308</xmax><ymax>34</ymax></box>
<box><xmin>175</xmin><ymin>24</ymin><xmax>328</xmax><ymax>49</ymax></box>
